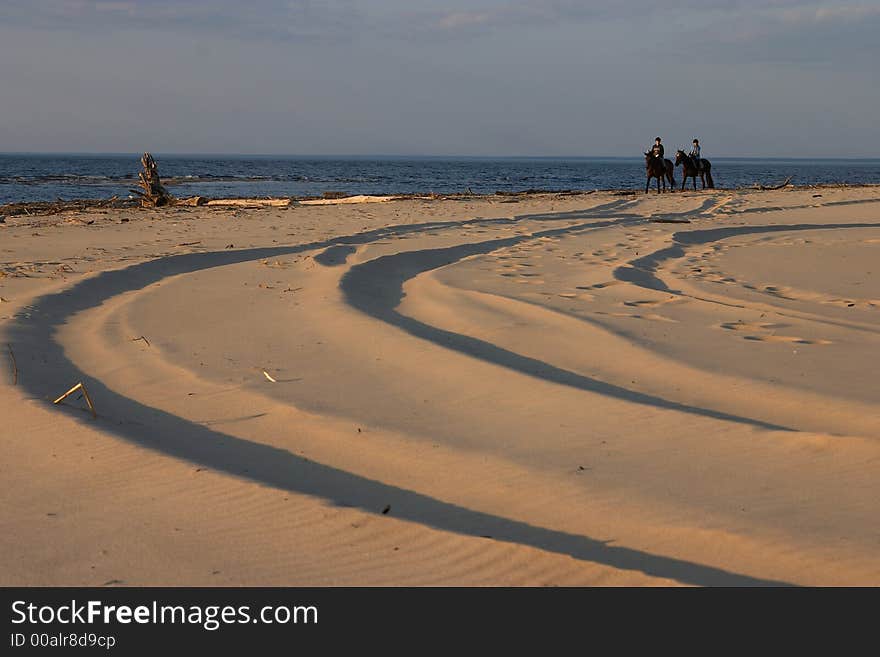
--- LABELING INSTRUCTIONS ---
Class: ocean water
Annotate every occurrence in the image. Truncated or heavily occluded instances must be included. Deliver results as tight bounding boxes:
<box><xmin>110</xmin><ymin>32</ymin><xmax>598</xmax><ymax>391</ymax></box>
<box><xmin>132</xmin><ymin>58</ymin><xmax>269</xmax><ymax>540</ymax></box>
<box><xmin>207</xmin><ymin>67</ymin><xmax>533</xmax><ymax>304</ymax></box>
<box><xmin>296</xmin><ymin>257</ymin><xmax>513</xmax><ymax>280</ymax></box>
<box><xmin>1</xmin><ymin>154</ymin><xmax>879</xmax><ymax>205</ymax></box>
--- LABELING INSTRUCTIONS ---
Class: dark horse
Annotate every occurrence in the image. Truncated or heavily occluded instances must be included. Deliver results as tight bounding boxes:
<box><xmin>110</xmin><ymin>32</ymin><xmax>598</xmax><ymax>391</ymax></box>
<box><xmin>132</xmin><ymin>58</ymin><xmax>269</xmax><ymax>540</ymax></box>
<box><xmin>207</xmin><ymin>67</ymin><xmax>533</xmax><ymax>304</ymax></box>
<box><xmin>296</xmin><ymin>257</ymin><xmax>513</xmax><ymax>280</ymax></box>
<box><xmin>674</xmin><ymin>150</ymin><xmax>715</xmax><ymax>190</ymax></box>
<box><xmin>644</xmin><ymin>152</ymin><xmax>676</xmax><ymax>194</ymax></box>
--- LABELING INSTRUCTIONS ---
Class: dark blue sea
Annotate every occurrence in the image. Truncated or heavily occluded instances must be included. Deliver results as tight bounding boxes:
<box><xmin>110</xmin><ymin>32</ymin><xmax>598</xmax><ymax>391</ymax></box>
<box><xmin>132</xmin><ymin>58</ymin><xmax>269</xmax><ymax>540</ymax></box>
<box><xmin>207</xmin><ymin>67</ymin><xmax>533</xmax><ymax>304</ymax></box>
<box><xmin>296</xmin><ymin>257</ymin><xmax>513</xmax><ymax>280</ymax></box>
<box><xmin>2</xmin><ymin>154</ymin><xmax>879</xmax><ymax>205</ymax></box>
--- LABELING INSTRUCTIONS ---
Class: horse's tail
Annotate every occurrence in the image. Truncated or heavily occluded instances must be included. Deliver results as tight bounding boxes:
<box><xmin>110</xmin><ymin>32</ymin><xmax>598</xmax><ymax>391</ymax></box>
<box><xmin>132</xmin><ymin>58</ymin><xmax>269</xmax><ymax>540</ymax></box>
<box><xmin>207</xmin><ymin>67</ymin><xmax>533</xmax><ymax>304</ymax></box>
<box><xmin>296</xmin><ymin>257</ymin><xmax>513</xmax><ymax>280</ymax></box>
<box><xmin>705</xmin><ymin>169</ymin><xmax>715</xmax><ymax>189</ymax></box>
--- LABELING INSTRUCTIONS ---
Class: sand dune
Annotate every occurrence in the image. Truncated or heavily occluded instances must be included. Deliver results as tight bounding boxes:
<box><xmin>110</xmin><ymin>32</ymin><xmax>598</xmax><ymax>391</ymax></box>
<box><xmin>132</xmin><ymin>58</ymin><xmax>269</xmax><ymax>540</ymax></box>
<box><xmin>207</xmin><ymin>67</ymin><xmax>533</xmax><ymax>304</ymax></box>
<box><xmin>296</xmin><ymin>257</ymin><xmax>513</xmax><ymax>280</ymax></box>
<box><xmin>2</xmin><ymin>187</ymin><xmax>879</xmax><ymax>585</ymax></box>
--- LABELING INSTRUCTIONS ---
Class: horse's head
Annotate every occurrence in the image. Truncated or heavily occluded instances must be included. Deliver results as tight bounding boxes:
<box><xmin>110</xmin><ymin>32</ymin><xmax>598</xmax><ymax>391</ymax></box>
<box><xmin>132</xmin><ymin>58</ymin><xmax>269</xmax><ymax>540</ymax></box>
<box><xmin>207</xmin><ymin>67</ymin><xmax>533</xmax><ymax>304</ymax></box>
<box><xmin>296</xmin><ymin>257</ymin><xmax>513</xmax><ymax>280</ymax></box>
<box><xmin>674</xmin><ymin>150</ymin><xmax>686</xmax><ymax>165</ymax></box>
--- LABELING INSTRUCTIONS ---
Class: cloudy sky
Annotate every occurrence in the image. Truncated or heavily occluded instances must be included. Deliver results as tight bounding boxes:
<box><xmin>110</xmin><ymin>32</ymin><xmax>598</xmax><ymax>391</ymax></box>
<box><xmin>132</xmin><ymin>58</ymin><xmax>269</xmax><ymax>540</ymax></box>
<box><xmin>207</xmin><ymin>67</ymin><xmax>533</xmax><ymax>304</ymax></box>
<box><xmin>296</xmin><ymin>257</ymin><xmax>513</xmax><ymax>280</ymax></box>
<box><xmin>1</xmin><ymin>1</ymin><xmax>877</xmax><ymax>156</ymax></box>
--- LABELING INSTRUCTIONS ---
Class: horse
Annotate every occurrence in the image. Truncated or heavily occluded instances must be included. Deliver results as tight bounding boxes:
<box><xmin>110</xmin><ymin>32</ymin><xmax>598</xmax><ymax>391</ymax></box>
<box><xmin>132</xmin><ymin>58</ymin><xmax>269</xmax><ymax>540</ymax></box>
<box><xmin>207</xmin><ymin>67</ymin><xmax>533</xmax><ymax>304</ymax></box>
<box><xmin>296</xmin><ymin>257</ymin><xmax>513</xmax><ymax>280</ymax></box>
<box><xmin>644</xmin><ymin>152</ymin><xmax>675</xmax><ymax>194</ymax></box>
<box><xmin>664</xmin><ymin>157</ymin><xmax>675</xmax><ymax>190</ymax></box>
<box><xmin>674</xmin><ymin>150</ymin><xmax>715</xmax><ymax>190</ymax></box>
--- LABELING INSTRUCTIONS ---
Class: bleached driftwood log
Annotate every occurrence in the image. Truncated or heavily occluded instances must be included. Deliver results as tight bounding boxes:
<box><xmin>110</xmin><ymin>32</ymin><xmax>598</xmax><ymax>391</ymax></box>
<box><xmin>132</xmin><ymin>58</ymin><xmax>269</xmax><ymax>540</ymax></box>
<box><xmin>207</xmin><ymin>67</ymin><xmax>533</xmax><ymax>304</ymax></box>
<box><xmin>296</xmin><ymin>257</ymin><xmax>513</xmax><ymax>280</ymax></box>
<box><xmin>205</xmin><ymin>199</ymin><xmax>291</xmax><ymax>208</ymax></box>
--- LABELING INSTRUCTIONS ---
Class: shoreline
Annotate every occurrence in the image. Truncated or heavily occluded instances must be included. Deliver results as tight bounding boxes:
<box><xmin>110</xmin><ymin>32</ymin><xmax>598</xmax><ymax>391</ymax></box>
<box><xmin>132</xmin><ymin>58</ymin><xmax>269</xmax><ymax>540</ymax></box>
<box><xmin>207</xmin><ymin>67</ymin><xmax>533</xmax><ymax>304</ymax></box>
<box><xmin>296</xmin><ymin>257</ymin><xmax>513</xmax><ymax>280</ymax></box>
<box><xmin>4</xmin><ymin>181</ymin><xmax>880</xmax><ymax>217</ymax></box>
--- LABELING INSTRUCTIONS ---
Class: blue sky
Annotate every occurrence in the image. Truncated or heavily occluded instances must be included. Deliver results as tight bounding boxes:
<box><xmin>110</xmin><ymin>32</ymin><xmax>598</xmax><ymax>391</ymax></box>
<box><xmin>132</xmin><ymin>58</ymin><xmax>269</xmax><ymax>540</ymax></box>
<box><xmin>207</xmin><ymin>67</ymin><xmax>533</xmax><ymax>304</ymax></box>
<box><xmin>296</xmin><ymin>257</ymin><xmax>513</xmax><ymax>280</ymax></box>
<box><xmin>1</xmin><ymin>1</ymin><xmax>878</xmax><ymax>156</ymax></box>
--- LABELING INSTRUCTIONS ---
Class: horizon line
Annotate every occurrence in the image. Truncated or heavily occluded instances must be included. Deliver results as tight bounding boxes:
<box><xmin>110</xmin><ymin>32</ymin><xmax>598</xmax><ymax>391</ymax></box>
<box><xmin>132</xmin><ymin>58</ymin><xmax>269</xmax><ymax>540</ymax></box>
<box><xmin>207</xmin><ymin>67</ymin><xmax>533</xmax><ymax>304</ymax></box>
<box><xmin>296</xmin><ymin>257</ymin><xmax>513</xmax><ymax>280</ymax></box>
<box><xmin>2</xmin><ymin>151</ymin><xmax>880</xmax><ymax>161</ymax></box>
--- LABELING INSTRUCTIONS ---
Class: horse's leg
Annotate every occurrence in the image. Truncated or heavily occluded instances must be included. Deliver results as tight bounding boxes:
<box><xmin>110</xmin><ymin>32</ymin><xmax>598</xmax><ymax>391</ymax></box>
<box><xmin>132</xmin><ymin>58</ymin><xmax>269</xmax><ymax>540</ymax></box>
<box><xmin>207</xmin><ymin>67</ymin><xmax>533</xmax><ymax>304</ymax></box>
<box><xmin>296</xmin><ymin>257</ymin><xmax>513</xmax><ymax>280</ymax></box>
<box><xmin>645</xmin><ymin>175</ymin><xmax>650</xmax><ymax>194</ymax></box>
<box><xmin>692</xmin><ymin>172</ymin><xmax>697</xmax><ymax>190</ymax></box>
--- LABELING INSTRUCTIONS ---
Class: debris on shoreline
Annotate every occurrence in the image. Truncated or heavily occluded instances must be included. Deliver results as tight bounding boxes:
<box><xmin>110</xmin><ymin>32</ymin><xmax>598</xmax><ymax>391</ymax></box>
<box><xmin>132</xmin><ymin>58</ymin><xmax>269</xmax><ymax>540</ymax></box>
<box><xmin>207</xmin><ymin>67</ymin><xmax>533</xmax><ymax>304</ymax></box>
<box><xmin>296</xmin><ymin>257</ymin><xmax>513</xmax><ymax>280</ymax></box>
<box><xmin>0</xmin><ymin>196</ymin><xmax>136</xmax><ymax>217</ymax></box>
<box><xmin>753</xmin><ymin>176</ymin><xmax>794</xmax><ymax>191</ymax></box>
<box><xmin>2</xmin><ymin>181</ymin><xmax>877</xmax><ymax>219</ymax></box>
<box><xmin>131</xmin><ymin>152</ymin><xmax>174</xmax><ymax>207</ymax></box>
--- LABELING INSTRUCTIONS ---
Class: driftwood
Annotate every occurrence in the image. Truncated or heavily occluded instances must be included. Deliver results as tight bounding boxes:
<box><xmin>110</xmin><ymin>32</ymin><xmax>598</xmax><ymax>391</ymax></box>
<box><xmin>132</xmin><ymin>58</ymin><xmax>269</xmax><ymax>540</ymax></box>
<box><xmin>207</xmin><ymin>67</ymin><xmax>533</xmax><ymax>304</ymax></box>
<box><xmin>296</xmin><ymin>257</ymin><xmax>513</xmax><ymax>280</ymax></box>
<box><xmin>206</xmin><ymin>198</ymin><xmax>291</xmax><ymax>208</ymax></box>
<box><xmin>755</xmin><ymin>176</ymin><xmax>793</xmax><ymax>191</ymax></box>
<box><xmin>299</xmin><ymin>195</ymin><xmax>396</xmax><ymax>206</ymax></box>
<box><xmin>6</xmin><ymin>344</ymin><xmax>17</xmax><ymax>385</ymax></box>
<box><xmin>0</xmin><ymin>197</ymin><xmax>133</xmax><ymax>217</ymax></box>
<box><xmin>53</xmin><ymin>381</ymin><xmax>97</xmax><ymax>418</ymax></box>
<box><xmin>177</xmin><ymin>196</ymin><xmax>207</xmax><ymax>207</ymax></box>
<box><xmin>132</xmin><ymin>152</ymin><xmax>173</xmax><ymax>207</ymax></box>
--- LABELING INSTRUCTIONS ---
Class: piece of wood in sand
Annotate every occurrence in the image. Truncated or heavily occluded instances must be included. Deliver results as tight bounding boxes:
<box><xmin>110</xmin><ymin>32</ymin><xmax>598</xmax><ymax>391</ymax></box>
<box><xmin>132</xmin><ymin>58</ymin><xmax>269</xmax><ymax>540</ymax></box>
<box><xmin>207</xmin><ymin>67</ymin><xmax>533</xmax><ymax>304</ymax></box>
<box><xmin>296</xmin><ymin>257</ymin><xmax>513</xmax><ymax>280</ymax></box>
<box><xmin>755</xmin><ymin>176</ymin><xmax>793</xmax><ymax>191</ymax></box>
<box><xmin>178</xmin><ymin>196</ymin><xmax>207</xmax><ymax>207</ymax></box>
<box><xmin>206</xmin><ymin>199</ymin><xmax>291</xmax><ymax>208</ymax></box>
<box><xmin>299</xmin><ymin>195</ymin><xmax>395</xmax><ymax>206</ymax></box>
<box><xmin>134</xmin><ymin>152</ymin><xmax>174</xmax><ymax>207</ymax></box>
<box><xmin>6</xmin><ymin>344</ymin><xmax>17</xmax><ymax>385</ymax></box>
<box><xmin>53</xmin><ymin>382</ymin><xmax>97</xmax><ymax>418</ymax></box>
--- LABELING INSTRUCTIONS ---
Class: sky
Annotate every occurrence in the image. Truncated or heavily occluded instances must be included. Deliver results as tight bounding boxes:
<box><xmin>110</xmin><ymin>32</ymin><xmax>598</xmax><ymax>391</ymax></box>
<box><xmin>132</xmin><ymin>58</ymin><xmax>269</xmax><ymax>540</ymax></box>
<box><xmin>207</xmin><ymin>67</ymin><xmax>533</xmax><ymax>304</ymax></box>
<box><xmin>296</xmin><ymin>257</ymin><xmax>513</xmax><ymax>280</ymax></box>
<box><xmin>1</xmin><ymin>1</ymin><xmax>878</xmax><ymax>157</ymax></box>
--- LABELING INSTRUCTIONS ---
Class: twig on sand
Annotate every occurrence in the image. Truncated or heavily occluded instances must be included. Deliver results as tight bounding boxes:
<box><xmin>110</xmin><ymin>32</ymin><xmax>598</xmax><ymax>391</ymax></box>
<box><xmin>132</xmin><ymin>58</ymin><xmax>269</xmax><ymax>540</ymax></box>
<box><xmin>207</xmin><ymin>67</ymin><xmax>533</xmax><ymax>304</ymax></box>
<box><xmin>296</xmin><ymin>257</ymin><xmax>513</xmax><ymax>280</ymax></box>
<box><xmin>53</xmin><ymin>382</ymin><xmax>97</xmax><ymax>418</ymax></box>
<box><xmin>755</xmin><ymin>176</ymin><xmax>793</xmax><ymax>191</ymax></box>
<box><xmin>262</xmin><ymin>370</ymin><xmax>277</xmax><ymax>383</ymax></box>
<box><xmin>6</xmin><ymin>344</ymin><xmax>17</xmax><ymax>385</ymax></box>
<box><xmin>130</xmin><ymin>335</ymin><xmax>151</xmax><ymax>347</ymax></box>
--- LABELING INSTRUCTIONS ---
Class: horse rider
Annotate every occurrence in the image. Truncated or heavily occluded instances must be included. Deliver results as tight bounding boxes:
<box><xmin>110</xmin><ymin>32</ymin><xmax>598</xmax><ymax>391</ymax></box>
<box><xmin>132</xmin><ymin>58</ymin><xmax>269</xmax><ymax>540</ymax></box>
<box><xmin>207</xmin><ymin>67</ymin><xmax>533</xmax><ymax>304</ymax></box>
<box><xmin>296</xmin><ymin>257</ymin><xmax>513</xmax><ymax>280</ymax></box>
<box><xmin>650</xmin><ymin>137</ymin><xmax>664</xmax><ymax>160</ymax></box>
<box><xmin>690</xmin><ymin>139</ymin><xmax>702</xmax><ymax>171</ymax></box>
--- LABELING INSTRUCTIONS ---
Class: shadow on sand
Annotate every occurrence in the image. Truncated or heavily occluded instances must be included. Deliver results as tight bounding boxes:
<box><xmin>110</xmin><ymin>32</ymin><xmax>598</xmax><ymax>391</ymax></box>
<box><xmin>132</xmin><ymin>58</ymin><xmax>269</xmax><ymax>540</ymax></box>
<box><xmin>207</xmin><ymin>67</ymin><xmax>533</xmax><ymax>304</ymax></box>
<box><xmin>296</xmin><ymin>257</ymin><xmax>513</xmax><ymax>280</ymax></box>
<box><xmin>6</xmin><ymin>201</ymin><xmax>792</xmax><ymax>586</ymax></box>
<box><xmin>614</xmin><ymin>222</ymin><xmax>880</xmax><ymax>294</ymax></box>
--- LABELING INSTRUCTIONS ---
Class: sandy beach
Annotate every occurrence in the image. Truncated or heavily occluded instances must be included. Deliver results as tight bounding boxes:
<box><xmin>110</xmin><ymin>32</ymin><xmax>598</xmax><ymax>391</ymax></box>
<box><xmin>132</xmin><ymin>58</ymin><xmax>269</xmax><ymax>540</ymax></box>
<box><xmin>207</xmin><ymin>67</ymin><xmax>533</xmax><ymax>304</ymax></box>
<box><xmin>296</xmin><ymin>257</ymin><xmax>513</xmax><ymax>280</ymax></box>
<box><xmin>2</xmin><ymin>186</ymin><xmax>879</xmax><ymax>586</ymax></box>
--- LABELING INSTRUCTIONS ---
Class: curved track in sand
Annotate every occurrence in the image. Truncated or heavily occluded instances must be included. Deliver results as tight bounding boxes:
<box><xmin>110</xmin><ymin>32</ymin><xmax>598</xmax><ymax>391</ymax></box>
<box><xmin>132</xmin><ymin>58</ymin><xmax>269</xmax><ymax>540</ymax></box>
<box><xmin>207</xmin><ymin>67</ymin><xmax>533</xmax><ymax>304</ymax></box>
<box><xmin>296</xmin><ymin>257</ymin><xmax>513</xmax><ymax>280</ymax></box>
<box><xmin>5</xmin><ymin>190</ymin><xmax>880</xmax><ymax>585</ymax></box>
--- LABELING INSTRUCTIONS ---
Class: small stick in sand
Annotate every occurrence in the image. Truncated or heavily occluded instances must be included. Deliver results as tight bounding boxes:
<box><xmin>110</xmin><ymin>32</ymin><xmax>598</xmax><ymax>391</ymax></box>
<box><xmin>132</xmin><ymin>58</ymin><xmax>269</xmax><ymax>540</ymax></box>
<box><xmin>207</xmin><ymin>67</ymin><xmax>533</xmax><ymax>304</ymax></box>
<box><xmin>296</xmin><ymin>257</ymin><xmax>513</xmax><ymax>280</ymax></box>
<box><xmin>262</xmin><ymin>370</ymin><xmax>277</xmax><ymax>383</ymax></box>
<box><xmin>53</xmin><ymin>382</ymin><xmax>97</xmax><ymax>418</ymax></box>
<box><xmin>130</xmin><ymin>335</ymin><xmax>151</xmax><ymax>347</ymax></box>
<box><xmin>6</xmin><ymin>343</ymin><xmax>17</xmax><ymax>385</ymax></box>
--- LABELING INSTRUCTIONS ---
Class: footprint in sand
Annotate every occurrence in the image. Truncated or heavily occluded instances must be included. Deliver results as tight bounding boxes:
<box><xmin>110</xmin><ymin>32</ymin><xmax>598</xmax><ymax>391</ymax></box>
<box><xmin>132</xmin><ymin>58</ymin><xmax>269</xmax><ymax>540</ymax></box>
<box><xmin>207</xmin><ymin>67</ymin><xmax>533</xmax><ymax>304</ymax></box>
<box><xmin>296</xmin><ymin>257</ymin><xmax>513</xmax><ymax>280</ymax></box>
<box><xmin>761</xmin><ymin>285</ymin><xmax>797</xmax><ymax>300</ymax></box>
<box><xmin>825</xmin><ymin>297</ymin><xmax>875</xmax><ymax>309</ymax></box>
<box><xmin>720</xmin><ymin>321</ymin><xmax>790</xmax><ymax>332</ymax></box>
<box><xmin>718</xmin><ymin>321</ymin><xmax>831</xmax><ymax>345</ymax></box>
<box><xmin>594</xmin><ymin>311</ymin><xmax>677</xmax><ymax>322</ymax></box>
<box><xmin>621</xmin><ymin>297</ymin><xmax>684</xmax><ymax>308</ymax></box>
<box><xmin>749</xmin><ymin>335</ymin><xmax>832</xmax><ymax>344</ymax></box>
<box><xmin>622</xmin><ymin>299</ymin><xmax>661</xmax><ymax>308</ymax></box>
<box><xmin>581</xmin><ymin>280</ymin><xmax>622</xmax><ymax>290</ymax></box>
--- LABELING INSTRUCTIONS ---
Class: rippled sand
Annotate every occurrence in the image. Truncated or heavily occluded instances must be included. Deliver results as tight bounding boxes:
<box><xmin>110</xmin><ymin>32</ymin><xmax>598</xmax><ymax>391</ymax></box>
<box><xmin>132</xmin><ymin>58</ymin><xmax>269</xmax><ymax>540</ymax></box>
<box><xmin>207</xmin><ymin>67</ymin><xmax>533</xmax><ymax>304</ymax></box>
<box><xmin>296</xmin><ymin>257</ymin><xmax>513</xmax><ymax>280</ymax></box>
<box><xmin>2</xmin><ymin>187</ymin><xmax>879</xmax><ymax>585</ymax></box>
